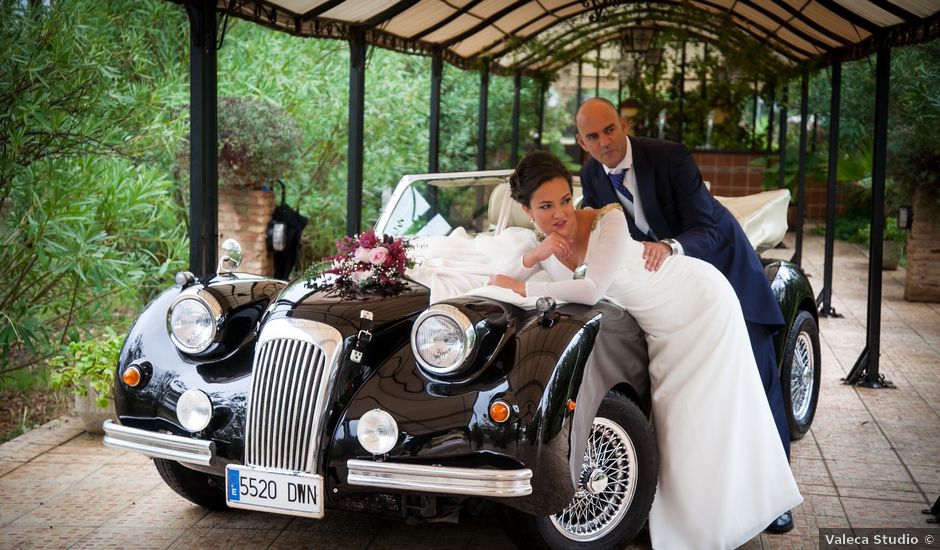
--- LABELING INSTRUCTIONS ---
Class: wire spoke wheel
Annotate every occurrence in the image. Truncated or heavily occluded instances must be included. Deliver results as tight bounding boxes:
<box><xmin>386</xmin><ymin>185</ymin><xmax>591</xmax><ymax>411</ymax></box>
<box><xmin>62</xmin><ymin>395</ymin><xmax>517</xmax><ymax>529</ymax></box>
<box><xmin>549</xmin><ymin>417</ymin><xmax>638</xmax><ymax>542</ymax></box>
<box><xmin>789</xmin><ymin>331</ymin><xmax>815</xmax><ymax>424</ymax></box>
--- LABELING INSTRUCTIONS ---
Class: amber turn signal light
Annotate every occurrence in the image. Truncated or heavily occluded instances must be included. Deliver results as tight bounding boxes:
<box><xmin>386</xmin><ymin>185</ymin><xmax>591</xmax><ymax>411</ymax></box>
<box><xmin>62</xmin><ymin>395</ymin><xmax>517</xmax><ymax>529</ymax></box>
<box><xmin>489</xmin><ymin>400</ymin><xmax>511</xmax><ymax>423</ymax></box>
<box><xmin>122</xmin><ymin>366</ymin><xmax>142</xmax><ymax>387</ymax></box>
<box><xmin>567</xmin><ymin>399</ymin><xmax>576</xmax><ymax>412</ymax></box>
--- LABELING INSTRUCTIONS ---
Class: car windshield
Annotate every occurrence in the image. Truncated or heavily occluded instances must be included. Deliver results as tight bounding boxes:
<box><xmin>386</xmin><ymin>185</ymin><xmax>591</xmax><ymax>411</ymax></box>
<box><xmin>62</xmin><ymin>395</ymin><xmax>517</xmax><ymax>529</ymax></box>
<box><xmin>376</xmin><ymin>172</ymin><xmax>582</xmax><ymax>238</ymax></box>
<box><xmin>379</xmin><ymin>177</ymin><xmax>508</xmax><ymax>237</ymax></box>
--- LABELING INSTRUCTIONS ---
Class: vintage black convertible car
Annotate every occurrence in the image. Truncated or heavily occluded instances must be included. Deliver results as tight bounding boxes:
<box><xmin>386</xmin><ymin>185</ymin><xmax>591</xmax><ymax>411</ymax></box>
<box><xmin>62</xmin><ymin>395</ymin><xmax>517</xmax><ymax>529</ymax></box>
<box><xmin>104</xmin><ymin>171</ymin><xmax>820</xmax><ymax>549</ymax></box>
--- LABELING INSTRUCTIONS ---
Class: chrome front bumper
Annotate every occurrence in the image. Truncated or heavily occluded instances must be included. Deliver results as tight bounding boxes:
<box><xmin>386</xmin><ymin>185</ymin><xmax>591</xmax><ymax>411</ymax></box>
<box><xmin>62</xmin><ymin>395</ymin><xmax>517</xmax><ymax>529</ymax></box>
<box><xmin>347</xmin><ymin>459</ymin><xmax>532</xmax><ymax>497</ymax></box>
<box><xmin>102</xmin><ymin>420</ymin><xmax>215</xmax><ymax>466</ymax></box>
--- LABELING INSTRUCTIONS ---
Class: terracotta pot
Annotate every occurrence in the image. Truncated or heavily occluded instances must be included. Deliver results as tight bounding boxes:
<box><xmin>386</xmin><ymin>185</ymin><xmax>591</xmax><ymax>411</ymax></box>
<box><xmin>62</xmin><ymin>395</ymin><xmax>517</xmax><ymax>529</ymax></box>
<box><xmin>218</xmin><ymin>189</ymin><xmax>276</xmax><ymax>276</ymax></box>
<box><xmin>75</xmin><ymin>383</ymin><xmax>115</xmax><ymax>435</ymax></box>
<box><xmin>882</xmin><ymin>240</ymin><xmax>902</xmax><ymax>271</ymax></box>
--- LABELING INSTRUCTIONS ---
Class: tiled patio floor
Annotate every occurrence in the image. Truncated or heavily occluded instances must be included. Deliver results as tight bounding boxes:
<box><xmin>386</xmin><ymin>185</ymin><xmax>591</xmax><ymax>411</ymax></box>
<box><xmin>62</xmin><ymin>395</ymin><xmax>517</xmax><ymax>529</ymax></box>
<box><xmin>2</xmin><ymin>231</ymin><xmax>938</xmax><ymax>549</ymax></box>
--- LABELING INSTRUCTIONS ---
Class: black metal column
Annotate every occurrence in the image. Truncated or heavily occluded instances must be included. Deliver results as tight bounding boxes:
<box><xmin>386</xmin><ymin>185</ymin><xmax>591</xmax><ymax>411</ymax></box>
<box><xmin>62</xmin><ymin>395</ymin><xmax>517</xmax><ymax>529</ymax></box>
<box><xmin>766</xmin><ymin>83</ymin><xmax>775</xmax><ymax>152</ymax></box>
<box><xmin>792</xmin><ymin>70</ymin><xmax>809</xmax><ymax>266</ymax></box>
<box><xmin>511</xmin><ymin>71</ymin><xmax>522</xmax><ymax>166</ymax></box>
<box><xmin>536</xmin><ymin>78</ymin><xmax>546</xmax><ymax>149</ymax></box>
<box><xmin>677</xmin><ymin>41</ymin><xmax>686</xmax><ymax>143</ymax></box>
<box><xmin>346</xmin><ymin>29</ymin><xmax>366</xmax><ymax>236</ymax></box>
<box><xmin>818</xmin><ymin>61</ymin><xmax>843</xmax><ymax>318</ymax></box>
<box><xmin>576</xmin><ymin>58</ymin><xmax>583</xmax><ymax>108</ymax></box>
<box><xmin>477</xmin><ymin>62</ymin><xmax>489</xmax><ymax>171</ymax></box>
<box><xmin>750</xmin><ymin>81</ymin><xmax>759</xmax><ymax>150</ymax></box>
<box><xmin>845</xmin><ymin>47</ymin><xmax>893</xmax><ymax>389</ymax></box>
<box><xmin>778</xmin><ymin>83</ymin><xmax>788</xmax><ymax>190</ymax></box>
<box><xmin>594</xmin><ymin>46</ymin><xmax>601</xmax><ymax>95</ymax></box>
<box><xmin>617</xmin><ymin>77</ymin><xmax>623</xmax><ymax>109</ymax></box>
<box><xmin>186</xmin><ymin>1</ymin><xmax>218</xmax><ymax>276</ymax></box>
<box><xmin>428</xmin><ymin>50</ymin><xmax>442</xmax><ymax>173</ymax></box>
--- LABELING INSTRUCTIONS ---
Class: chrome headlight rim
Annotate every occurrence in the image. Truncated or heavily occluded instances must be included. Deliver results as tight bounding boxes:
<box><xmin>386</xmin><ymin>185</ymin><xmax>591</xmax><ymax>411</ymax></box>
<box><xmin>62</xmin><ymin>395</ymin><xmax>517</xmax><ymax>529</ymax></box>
<box><xmin>411</xmin><ymin>304</ymin><xmax>476</xmax><ymax>376</ymax></box>
<box><xmin>167</xmin><ymin>290</ymin><xmax>223</xmax><ymax>354</ymax></box>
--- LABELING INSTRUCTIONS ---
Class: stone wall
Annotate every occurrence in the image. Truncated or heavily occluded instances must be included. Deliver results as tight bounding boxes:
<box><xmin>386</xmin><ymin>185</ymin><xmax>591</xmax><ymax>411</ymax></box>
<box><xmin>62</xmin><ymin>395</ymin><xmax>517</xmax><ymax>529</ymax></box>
<box><xmin>218</xmin><ymin>189</ymin><xmax>275</xmax><ymax>276</ymax></box>
<box><xmin>904</xmin><ymin>188</ymin><xmax>940</xmax><ymax>302</ymax></box>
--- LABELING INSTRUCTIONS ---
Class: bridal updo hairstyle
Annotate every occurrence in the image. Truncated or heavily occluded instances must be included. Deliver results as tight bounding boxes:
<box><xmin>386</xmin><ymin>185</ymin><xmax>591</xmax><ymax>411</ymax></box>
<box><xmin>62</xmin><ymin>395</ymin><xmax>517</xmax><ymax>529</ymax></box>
<box><xmin>509</xmin><ymin>150</ymin><xmax>573</xmax><ymax>207</ymax></box>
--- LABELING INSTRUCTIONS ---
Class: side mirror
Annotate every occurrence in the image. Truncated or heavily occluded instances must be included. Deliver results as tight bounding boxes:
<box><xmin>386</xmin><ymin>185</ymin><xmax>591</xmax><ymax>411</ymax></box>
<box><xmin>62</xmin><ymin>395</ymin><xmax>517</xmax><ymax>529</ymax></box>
<box><xmin>217</xmin><ymin>238</ymin><xmax>243</xmax><ymax>274</ymax></box>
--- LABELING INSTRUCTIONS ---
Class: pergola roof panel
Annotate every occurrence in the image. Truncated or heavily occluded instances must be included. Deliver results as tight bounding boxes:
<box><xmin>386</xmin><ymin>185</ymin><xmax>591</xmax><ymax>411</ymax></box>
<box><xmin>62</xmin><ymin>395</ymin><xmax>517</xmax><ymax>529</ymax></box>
<box><xmin>191</xmin><ymin>0</ymin><xmax>940</xmax><ymax>75</ymax></box>
<box><xmin>385</xmin><ymin>2</ymin><xmax>457</xmax><ymax>38</ymax></box>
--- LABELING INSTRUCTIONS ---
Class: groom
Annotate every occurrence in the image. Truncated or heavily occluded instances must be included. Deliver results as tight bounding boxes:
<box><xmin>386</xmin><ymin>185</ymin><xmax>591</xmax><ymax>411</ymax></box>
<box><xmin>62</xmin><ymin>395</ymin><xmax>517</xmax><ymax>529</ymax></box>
<box><xmin>575</xmin><ymin>97</ymin><xmax>795</xmax><ymax>533</ymax></box>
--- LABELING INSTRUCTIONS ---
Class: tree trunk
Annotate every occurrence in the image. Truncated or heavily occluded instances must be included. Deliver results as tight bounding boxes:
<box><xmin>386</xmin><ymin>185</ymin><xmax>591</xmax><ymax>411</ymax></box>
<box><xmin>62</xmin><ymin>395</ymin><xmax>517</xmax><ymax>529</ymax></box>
<box><xmin>218</xmin><ymin>189</ymin><xmax>275</xmax><ymax>276</ymax></box>
<box><xmin>904</xmin><ymin>187</ymin><xmax>940</xmax><ymax>302</ymax></box>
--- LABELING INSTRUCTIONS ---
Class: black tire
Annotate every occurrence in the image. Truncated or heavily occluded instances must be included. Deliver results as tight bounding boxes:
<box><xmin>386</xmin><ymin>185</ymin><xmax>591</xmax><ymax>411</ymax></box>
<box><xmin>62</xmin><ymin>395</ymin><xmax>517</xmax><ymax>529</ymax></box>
<box><xmin>499</xmin><ymin>392</ymin><xmax>658</xmax><ymax>550</ymax></box>
<box><xmin>781</xmin><ymin>309</ymin><xmax>821</xmax><ymax>440</ymax></box>
<box><xmin>154</xmin><ymin>458</ymin><xmax>227</xmax><ymax>510</ymax></box>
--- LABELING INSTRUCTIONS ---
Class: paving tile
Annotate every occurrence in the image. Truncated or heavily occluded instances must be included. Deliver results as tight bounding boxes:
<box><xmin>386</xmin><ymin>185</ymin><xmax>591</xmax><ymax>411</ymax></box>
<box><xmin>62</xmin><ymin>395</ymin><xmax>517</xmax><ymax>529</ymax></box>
<box><xmin>0</xmin><ymin>459</ymin><xmax>23</xmax><ymax>477</ymax></box>
<box><xmin>270</xmin><ymin>529</ymin><xmax>376</xmax><ymax>549</ymax></box>
<box><xmin>195</xmin><ymin>508</ymin><xmax>293</xmax><ymax>530</ymax></box>
<box><xmin>841</xmin><ymin>497</ymin><xmax>934</xmax><ymax>528</ymax></box>
<box><xmin>825</xmin><ymin>458</ymin><xmax>920</xmax><ymax>493</ymax></box>
<box><xmin>101</xmin><ymin>483</ymin><xmax>209</xmax><ymax>529</ymax></box>
<box><xmin>70</xmin><ymin>526</ymin><xmax>188</xmax><ymax>549</ymax></box>
<box><xmin>167</xmin><ymin>527</ymin><xmax>282</xmax><ymax>549</ymax></box>
<box><xmin>286</xmin><ymin>509</ymin><xmax>385</xmax><ymax>534</ymax></box>
<box><xmin>0</xmin><ymin>525</ymin><xmax>95</xmax><ymax>549</ymax></box>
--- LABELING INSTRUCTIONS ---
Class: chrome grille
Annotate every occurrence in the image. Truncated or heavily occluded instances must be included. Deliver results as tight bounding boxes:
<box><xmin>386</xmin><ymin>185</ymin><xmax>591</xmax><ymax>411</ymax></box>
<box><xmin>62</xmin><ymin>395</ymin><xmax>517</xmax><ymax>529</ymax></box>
<box><xmin>245</xmin><ymin>337</ymin><xmax>326</xmax><ymax>471</ymax></box>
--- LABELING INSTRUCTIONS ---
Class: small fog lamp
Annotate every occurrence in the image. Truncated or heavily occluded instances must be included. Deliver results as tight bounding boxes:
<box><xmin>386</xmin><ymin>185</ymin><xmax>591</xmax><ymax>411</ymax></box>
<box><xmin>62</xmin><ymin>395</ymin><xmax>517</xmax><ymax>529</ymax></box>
<box><xmin>489</xmin><ymin>400</ymin><xmax>511</xmax><ymax>423</ymax></box>
<box><xmin>122</xmin><ymin>366</ymin><xmax>141</xmax><ymax>387</ymax></box>
<box><xmin>356</xmin><ymin>409</ymin><xmax>399</xmax><ymax>455</ymax></box>
<box><xmin>177</xmin><ymin>389</ymin><xmax>212</xmax><ymax>432</ymax></box>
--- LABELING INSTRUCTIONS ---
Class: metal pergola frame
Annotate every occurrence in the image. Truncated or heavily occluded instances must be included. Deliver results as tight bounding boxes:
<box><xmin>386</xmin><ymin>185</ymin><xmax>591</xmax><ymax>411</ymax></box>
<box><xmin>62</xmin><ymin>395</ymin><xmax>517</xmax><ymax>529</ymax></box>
<box><xmin>179</xmin><ymin>0</ymin><xmax>940</xmax><ymax>389</ymax></box>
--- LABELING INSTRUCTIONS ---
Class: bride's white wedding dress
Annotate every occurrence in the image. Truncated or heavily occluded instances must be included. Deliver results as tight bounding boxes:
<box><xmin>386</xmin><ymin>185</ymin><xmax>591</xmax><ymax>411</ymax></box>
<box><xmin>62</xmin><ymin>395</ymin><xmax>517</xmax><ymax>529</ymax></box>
<box><xmin>408</xmin><ymin>204</ymin><xmax>802</xmax><ymax>549</ymax></box>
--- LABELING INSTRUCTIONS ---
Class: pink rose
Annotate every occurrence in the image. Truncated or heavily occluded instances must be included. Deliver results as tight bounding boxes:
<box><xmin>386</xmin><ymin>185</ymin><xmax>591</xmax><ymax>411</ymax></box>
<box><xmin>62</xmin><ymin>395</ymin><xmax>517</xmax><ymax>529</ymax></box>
<box><xmin>351</xmin><ymin>269</ymin><xmax>372</xmax><ymax>283</ymax></box>
<box><xmin>369</xmin><ymin>246</ymin><xmax>389</xmax><ymax>265</ymax></box>
<box><xmin>354</xmin><ymin>246</ymin><xmax>371</xmax><ymax>263</ymax></box>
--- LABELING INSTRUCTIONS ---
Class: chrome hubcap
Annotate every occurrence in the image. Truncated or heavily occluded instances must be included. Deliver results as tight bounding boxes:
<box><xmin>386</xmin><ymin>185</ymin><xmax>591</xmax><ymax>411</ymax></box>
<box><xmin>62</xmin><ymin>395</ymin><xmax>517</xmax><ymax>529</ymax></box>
<box><xmin>790</xmin><ymin>331</ymin><xmax>815</xmax><ymax>423</ymax></box>
<box><xmin>549</xmin><ymin>417</ymin><xmax>637</xmax><ymax>542</ymax></box>
<box><xmin>586</xmin><ymin>469</ymin><xmax>608</xmax><ymax>494</ymax></box>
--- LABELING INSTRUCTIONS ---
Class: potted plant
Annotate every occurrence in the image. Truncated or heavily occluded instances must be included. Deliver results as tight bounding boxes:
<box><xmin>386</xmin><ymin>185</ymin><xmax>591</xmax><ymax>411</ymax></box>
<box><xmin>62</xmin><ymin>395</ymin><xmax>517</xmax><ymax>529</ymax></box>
<box><xmin>179</xmin><ymin>96</ymin><xmax>303</xmax><ymax>275</ymax></box>
<box><xmin>49</xmin><ymin>327</ymin><xmax>122</xmax><ymax>434</ymax></box>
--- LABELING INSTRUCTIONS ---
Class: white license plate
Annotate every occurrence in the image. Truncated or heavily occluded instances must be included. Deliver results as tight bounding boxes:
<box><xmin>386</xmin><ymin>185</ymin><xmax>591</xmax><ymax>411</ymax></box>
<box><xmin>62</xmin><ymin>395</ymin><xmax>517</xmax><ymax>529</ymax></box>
<box><xmin>225</xmin><ymin>465</ymin><xmax>324</xmax><ymax>518</ymax></box>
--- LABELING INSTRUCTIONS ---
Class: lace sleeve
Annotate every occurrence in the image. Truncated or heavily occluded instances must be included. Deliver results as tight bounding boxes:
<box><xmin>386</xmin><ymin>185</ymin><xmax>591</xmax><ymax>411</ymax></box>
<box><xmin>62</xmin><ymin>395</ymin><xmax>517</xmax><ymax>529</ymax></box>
<box><xmin>524</xmin><ymin>210</ymin><xmax>629</xmax><ymax>305</ymax></box>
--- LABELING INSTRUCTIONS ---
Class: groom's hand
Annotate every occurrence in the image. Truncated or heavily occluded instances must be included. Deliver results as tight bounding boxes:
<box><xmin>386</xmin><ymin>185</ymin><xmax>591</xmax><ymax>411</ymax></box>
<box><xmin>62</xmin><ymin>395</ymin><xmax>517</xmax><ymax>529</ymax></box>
<box><xmin>642</xmin><ymin>241</ymin><xmax>671</xmax><ymax>271</ymax></box>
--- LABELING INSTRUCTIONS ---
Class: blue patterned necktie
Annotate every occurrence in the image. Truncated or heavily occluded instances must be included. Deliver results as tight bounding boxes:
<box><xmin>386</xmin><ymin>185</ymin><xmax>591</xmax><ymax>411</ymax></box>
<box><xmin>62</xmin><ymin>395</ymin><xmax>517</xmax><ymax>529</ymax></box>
<box><xmin>609</xmin><ymin>170</ymin><xmax>633</xmax><ymax>202</ymax></box>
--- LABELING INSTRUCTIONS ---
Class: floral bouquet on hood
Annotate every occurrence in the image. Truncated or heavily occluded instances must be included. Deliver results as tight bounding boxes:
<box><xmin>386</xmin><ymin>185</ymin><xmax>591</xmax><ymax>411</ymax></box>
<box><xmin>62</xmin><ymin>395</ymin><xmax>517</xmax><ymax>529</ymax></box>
<box><xmin>311</xmin><ymin>229</ymin><xmax>412</xmax><ymax>297</ymax></box>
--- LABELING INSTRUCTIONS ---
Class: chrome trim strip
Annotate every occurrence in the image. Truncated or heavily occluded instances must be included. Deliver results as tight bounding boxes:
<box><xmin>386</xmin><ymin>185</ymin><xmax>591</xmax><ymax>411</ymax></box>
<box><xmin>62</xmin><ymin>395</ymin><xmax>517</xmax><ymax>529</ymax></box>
<box><xmin>102</xmin><ymin>420</ymin><xmax>214</xmax><ymax>466</ymax></box>
<box><xmin>346</xmin><ymin>459</ymin><xmax>532</xmax><ymax>497</ymax></box>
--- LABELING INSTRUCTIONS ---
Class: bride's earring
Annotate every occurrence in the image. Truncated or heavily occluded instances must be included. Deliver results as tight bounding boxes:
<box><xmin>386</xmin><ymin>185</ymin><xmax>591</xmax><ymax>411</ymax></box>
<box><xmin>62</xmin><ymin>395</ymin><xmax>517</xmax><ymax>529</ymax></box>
<box><xmin>530</xmin><ymin>217</ymin><xmax>546</xmax><ymax>242</ymax></box>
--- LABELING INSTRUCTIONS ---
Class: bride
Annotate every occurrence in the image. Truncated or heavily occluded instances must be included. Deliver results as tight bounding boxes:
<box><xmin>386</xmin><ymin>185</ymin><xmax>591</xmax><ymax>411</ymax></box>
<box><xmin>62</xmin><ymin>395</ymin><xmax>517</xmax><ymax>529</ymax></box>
<box><xmin>486</xmin><ymin>150</ymin><xmax>801</xmax><ymax>550</ymax></box>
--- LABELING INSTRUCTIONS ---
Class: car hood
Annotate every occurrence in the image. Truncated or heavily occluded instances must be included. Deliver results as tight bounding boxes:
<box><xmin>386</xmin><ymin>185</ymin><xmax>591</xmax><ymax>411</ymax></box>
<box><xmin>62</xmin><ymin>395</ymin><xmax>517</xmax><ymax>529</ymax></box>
<box><xmin>267</xmin><ymin>278</ymin><xmax>432</xmax><ymax>337</ymax></box>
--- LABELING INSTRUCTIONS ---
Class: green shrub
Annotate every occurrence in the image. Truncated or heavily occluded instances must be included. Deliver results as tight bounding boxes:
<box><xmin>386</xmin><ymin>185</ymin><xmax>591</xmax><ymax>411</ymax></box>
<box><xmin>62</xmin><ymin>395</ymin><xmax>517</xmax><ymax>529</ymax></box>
<box><xmin>49</xmin><ymin>328</ymin><xmax>123</xmax><ymax>408</ymax></box>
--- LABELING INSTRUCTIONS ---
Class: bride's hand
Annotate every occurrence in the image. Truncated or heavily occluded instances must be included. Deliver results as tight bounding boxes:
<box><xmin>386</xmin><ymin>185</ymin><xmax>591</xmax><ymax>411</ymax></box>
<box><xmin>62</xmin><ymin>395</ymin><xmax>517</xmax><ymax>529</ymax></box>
<box><xmin>489</xmin><ymin>274</ymin><xmax>526</xmax><ymax>296</ymax></box>
<box><xmin>528</xmin><ymin>232</ymin><xmax>572</xmax><ymax>264</ymax></box>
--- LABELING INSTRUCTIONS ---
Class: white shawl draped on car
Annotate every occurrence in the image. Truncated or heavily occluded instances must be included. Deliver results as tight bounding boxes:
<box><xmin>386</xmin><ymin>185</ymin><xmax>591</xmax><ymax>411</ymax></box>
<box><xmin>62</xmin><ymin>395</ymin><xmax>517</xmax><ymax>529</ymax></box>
<box><xmin>406</xmin><ymin>226</ymin><xmax>562</xmax><ymax>309</ymax></box>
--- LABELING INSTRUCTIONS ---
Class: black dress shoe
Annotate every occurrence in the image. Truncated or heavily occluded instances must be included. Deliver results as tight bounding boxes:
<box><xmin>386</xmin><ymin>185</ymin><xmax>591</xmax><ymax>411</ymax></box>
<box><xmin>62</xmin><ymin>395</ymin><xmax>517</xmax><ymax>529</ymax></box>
<box><xmin>766</xmin><ymin>510</ymin><xmax>794</xmax><ymax>533</ymax></box>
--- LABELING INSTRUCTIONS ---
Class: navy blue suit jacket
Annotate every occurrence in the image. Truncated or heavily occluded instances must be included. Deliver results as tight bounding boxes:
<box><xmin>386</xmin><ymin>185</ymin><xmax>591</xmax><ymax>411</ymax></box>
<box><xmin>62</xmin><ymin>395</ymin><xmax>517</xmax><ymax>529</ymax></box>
<box><xmin>580</xmin><ymin>136</ymin><xmax>784</xmax><ymax>328</ymax></box>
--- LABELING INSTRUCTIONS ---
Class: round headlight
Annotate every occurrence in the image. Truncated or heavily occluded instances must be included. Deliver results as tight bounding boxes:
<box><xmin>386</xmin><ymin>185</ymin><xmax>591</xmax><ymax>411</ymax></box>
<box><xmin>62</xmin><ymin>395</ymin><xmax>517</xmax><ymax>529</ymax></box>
<box><xmin>177</xmin><ymin>389</ymin><xmax>213</xmax><ymax>432</ymax></box>
<box><xmin>168</xmin><ymin>296</ymin><xmax>218</xmax><ymax>353</ymax></box>
<box><xmin>411</xmin><ymin>304</ymin><xmax>475</xmax><ymax>375</ymax></box>
<box><xmin>356</xmin><ymin>409</ymin><xmax>399</xmax><ymax>455</ymax></box>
